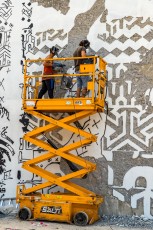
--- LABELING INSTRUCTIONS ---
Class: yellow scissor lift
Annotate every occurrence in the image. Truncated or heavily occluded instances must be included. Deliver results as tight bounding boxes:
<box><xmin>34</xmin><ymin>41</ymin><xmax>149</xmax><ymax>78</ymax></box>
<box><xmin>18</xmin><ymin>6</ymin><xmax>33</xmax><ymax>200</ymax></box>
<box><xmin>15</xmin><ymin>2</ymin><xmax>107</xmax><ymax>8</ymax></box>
<box><xmin>16</xmin><ymin>56</ymin><xmax>107</xmax><ymax>226</ymax></box>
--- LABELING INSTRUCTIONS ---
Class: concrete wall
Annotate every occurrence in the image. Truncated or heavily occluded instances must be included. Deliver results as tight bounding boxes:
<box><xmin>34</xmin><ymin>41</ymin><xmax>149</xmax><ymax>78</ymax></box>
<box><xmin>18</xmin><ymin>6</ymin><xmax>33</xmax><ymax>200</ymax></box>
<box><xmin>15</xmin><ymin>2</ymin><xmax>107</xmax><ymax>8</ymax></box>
<box><xmin>0</xmin><ymin>0</ymin><xmax>153</xmax><ymax>218</ymax></box>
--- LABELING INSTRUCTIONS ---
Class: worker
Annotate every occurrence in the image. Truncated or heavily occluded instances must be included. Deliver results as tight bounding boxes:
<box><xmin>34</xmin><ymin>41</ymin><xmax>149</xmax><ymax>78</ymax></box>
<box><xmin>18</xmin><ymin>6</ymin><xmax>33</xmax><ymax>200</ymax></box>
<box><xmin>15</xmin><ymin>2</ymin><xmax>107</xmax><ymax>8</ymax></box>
<box><xmin>73</xmin><ymin>39</ymin><xmax>90</xmax><ymax>97</ymax></box>
<box><xmin>38</xmin><ymin>46</ymin><xmax>59</xmax><ymax>99</ymax></box>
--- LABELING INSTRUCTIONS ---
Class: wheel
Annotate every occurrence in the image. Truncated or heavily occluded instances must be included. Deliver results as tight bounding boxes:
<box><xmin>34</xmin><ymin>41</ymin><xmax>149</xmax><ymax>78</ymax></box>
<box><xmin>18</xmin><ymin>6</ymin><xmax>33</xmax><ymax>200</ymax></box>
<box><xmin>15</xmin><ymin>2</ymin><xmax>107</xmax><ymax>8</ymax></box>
<box><xmin>73</xmin><ymin>211</ymin><xmax>89</xmax><ymax>226</ymax></box>
<box><xmin>18</xmin><ymin>207</ymin><xmax>32</xmax><ymax>220</ymax></box>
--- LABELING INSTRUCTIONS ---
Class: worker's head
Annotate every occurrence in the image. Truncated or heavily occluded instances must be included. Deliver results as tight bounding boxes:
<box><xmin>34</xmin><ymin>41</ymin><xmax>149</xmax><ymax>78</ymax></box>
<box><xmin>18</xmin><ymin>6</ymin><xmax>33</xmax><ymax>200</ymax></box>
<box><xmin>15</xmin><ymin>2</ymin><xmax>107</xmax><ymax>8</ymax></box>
<box><xmin>50</xmin><ymin>46</ymin><xmax>59</xmax><ymax>56</ymax></box>
<box><xmin>79</xmin><ymin>39</ymin><xmax>90</xmax><ymax>49</ymax></box>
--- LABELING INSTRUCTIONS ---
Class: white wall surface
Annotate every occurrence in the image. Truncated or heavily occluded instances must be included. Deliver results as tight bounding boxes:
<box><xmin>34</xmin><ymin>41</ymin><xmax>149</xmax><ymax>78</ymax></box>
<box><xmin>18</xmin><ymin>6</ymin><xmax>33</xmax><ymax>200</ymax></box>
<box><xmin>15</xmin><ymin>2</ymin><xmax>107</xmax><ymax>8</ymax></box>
<box><xmin>0</xmin><ymin>0</ymin><xmax>153</xmax><ymax>218</ymax></box>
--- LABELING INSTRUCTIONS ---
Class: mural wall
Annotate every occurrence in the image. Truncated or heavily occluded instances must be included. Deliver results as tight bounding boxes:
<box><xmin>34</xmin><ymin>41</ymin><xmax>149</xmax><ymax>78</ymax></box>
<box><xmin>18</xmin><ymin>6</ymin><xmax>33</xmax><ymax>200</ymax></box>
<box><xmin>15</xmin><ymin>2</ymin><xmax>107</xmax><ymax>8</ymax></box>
<box><xmin>0</xmin><ymin>0</ymin><xmax>153</xmax><ymax>218</ymax></box>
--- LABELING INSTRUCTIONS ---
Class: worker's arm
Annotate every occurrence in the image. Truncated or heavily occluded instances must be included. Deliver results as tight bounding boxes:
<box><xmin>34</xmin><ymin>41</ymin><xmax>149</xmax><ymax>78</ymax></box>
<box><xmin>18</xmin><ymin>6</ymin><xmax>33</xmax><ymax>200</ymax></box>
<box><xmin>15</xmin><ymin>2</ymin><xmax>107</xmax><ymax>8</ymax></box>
<box><xmin>43</xmin><ymin>60</ymin><xmax>53</xmax><ymax>67</ymax></box>
<box><xmin>81</xmin><ymin>50</ymin><xmax>86</xmax><ymax>57</ymax></box>
<box><xmin>43</xmin><ymin>56</ymin><xmax>53</xmax><ymax>66</ymax></box>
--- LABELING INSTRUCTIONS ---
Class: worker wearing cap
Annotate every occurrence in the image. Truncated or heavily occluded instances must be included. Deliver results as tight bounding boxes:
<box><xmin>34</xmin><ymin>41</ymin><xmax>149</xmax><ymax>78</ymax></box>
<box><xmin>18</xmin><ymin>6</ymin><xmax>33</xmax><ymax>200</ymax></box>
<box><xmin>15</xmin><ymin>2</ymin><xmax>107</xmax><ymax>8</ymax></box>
<box><xmin>38</xmin><ymin>46</ymin><xmax>59</xmax><ymax>99</ymax></box>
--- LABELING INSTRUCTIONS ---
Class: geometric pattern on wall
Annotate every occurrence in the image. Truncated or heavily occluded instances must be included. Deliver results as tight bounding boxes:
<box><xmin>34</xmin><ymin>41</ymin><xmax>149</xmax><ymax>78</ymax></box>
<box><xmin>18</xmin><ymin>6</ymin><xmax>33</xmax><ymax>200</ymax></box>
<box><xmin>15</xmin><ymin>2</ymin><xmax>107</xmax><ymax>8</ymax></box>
<box><xmin>97</xmin><ymin>16</ymin><xmax>153</xmax><ymax>154</ymax></box>
<box><xmin>97</xmin><ymin>17</ymin><xmax>153</xmax><ymax>58</ymax></box>
<box><xmin>0</xmin><ymin>1</ymin><xmax>13</xmax><ymax>69</ymax></box>
<box><xmin>0</xmin><ymin>0</ymin><xmax>14</xmax><ymax>198</ymax></box>
<box><xmin>104</xmin><ymin>108</ymin><xmax>153</xmax><ymax>152</ymax></box>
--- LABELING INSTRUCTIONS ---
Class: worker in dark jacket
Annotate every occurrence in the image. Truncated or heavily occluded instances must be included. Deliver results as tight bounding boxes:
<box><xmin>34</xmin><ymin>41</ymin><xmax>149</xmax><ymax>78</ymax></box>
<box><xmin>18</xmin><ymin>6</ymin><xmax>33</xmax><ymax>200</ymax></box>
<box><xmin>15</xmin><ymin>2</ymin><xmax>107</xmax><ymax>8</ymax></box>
<box><xmin>73</xmin><ymin>39</ymin><xmax>90</xmax><ymax>97</ymax></box>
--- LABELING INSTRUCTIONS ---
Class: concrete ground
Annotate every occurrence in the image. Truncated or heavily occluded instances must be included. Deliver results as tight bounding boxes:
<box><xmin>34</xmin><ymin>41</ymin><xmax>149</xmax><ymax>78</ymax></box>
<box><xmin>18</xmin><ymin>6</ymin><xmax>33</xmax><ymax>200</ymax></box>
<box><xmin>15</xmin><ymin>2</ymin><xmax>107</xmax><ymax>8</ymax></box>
<box><xmin>0</xmin><ymin>209</ymin><xmax>153</xmax><ymax>230</ymax></box>
<box><xmin>0</xmin><ymin>216</ymin><xmax>105</xmax><ymax>230</ymax></box>
<box><xmin>0</xmin><ymin>218</ymin><xmax>146</xmax><ymax>230</ymax></box>
<box><xmin>0</xmin><ymin>216</ymin><xmax>153</xmax><ymax>230</ymax></box>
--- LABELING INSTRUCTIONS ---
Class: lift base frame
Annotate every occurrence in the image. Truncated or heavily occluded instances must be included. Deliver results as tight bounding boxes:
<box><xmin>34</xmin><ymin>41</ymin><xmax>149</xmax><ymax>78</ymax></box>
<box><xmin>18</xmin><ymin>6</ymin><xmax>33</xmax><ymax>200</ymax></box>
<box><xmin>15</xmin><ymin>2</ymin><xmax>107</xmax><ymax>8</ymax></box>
<box><xmin>17</xmin><ymin>186</ymin><xmax>103</xmax><ymax>225</ymax></box>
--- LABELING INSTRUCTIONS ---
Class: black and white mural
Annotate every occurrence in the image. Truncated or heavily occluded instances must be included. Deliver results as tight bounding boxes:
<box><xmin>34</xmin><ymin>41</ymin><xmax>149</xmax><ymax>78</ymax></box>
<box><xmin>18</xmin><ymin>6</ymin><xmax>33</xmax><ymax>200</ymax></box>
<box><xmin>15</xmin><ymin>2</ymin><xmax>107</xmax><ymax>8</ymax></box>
<box><xmin>0</xmin><ymin>0</ymin><xmax>15</xmax><ymax>199</ymax></box>
<box><xmin>0</xmin><ymin>0</ymin><xmax>153</xmax><ymax>218</ymax></box>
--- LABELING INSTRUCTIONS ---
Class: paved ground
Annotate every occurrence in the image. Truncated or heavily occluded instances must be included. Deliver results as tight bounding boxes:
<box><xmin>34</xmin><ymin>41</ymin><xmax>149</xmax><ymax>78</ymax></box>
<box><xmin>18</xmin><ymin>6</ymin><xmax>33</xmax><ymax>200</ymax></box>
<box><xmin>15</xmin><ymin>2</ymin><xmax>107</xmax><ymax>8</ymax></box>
<box><xmin>0</xmin><ymin>215</ymin><xmax>153</xmax><ymax>230</ymax></box>
<box><xmin>0</xmin><ymin>208</ymin><xmax>153</xmax><ymax>230</ymax></box>
<box><xmin>0</xmin><ymin>217</ymin><xmax>147</xmax><ymax>230</ymax></box>
<box><xmin>0</xmin><ymin>216</ymin><xmax>105</xmax><ymax>230</ymax></box>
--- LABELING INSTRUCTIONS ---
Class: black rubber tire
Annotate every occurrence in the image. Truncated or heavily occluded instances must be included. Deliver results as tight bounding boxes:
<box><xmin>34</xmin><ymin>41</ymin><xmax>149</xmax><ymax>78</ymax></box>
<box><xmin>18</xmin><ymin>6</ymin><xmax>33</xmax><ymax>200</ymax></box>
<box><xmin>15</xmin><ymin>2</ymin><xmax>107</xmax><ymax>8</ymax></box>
<box><xmin>18</xmin><ymin>207</ymin><xmax>32</xmax><ymax>220</ymax></box>
<box><xmin>73</xmin><ymin>211</ymin><xmax>89</xmax><ymax>226</ymax></box>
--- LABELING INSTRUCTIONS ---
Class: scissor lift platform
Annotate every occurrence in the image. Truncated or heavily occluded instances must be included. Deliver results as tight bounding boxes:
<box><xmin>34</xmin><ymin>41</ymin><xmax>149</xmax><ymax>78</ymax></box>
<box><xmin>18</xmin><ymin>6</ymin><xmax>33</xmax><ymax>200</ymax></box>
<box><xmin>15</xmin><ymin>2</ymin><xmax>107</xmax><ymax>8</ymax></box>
<box><xmin>24</xmin><ymin>97</ymin><xmax>104</xmax><ymax>113</ymax></box>
<box><xmin>17</xmin><ymin>56</ymin><xmax>107</xmax><ymax>226</ymax></box>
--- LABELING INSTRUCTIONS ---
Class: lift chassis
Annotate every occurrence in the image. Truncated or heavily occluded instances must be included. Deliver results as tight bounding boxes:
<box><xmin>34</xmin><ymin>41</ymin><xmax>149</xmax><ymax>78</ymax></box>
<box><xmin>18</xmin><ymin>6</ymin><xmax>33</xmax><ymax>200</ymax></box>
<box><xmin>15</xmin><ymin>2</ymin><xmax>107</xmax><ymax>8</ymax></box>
<box><xmin>16</xmin><ymin>56</ymin><xmax>107</xmax><ymax>226</ymax></box>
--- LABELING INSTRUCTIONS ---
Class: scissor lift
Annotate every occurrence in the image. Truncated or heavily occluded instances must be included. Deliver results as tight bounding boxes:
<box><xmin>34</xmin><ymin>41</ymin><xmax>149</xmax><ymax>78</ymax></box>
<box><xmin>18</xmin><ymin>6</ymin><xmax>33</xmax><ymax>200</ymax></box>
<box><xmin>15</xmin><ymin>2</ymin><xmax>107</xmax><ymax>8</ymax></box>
<box><xmin>16</xmin><ymin>56</ymin><xmax>107</xmax><ymax>226</ymax></box>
